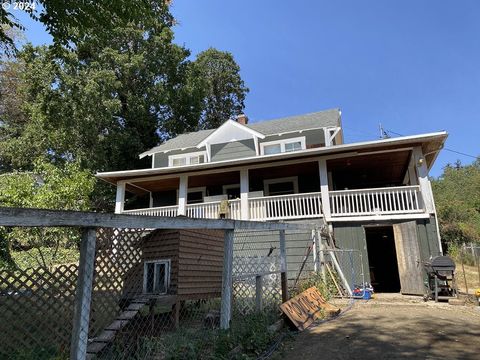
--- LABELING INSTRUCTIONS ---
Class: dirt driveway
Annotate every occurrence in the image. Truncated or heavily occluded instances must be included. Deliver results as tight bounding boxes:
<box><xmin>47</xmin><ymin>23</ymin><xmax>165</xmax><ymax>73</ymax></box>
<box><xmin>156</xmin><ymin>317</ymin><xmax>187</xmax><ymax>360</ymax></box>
<box><xmin>280</xmin><ymin>295</ymin><xmax>480</xmax><ymax>360</ymax></box>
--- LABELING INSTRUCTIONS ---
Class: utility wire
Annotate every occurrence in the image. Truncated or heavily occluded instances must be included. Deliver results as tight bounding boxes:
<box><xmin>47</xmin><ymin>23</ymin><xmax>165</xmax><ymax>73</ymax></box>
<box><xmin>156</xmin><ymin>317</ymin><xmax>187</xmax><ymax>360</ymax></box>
<box><xmin>385</xmin><ymin>129</ymin><xmax>478</xmax><ymax>160</ymax></box>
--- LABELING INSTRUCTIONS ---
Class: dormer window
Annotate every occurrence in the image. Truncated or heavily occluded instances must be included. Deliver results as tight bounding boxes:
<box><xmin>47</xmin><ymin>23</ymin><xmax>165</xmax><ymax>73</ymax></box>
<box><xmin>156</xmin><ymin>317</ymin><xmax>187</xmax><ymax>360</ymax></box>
<box><xmin>169</xmin><ymin>151</ymin><xmax>206</xmax><ymax>167</ymax></box>
<box><xmin>260</xmin><ymin>137</ymin><xmax>306</xmax><ymax>155</ymax></box>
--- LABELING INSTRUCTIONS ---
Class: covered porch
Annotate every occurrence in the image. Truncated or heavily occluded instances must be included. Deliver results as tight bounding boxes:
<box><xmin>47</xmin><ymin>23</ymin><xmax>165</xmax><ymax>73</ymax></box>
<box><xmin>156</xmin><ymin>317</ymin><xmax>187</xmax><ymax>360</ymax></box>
<box><xmin>115</xmin><ymin>146</ymin><xmax>433</xmax><ymax>222</ymax></box>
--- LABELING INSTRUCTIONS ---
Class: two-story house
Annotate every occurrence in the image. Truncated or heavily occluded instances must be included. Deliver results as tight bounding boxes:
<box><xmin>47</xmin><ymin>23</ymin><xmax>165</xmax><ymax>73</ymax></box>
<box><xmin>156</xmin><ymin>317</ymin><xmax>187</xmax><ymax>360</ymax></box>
<box><xmin>97</xmin><ymin>109</ymin><xmax>447</xmax><ymax>295</ymax></box>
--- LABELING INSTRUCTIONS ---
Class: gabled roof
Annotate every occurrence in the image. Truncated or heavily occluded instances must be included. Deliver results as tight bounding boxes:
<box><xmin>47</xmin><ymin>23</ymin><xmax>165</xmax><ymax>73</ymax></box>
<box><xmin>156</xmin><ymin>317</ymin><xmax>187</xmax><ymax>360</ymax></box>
<box><xmin>139</xmin><ymin>108</ymin><xmax>341</xmax><ymax>158</ymax></box>
<box><xmin>196</xmin><ymin>119</ymin><xmax>265</xmax><ymax>148</ymax></box>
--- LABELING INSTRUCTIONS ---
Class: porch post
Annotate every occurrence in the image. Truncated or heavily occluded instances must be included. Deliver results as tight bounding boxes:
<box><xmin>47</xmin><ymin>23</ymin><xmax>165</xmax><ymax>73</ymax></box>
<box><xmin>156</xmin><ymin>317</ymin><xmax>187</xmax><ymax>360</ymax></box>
<box><xmin>412</xmin><ymin>147</ymin><xmax>434</xmax><ymax>214</ymax></box>
<box><xmin>115</xmin><ymin>182</ymin><xmax>125</xmax><ymax>213</ymax></box>
<box><xmin>240</xmin><ymin>169</ymin><xmax>249</xmax><ymax>220</ymax></box>
<box><xmin>318</xmin><ymin>159</ymin><xmax>331</xmax><ymax>220</ymax></box>
<box><xmin>178</xmin><ymin>175</ymin><xmax>188</xmax><ymax>216</ymax></box>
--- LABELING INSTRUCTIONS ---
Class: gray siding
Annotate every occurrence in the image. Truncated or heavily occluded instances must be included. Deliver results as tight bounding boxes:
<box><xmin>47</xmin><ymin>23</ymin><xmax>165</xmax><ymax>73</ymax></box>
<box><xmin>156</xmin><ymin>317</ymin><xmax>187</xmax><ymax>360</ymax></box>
<box><xmin>211</xmin><ymin>139</ymin><xmax>256</xmax><ymax>162</ymax></box>
<box><xmin>416</xmin><ymin>215</ymin><xmax>441</xmax><ymax>261</ymax></box>
<box><xmin>259</xmin><ymin>128</ymin><xmax>326</xmax><ymax>149</ymax></box>
<box><xmin>333</xmin><ymin>223</ymin><xmax>371</xmax><ymax>283</ymax></box>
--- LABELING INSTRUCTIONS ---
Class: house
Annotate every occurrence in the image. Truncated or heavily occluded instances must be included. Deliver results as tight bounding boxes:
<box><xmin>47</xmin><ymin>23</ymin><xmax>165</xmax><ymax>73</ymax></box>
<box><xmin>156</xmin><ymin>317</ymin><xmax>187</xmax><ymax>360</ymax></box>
<box><xmin>97</xmin><ymin>109</ymin><xmax>448</xmax><ymax>295</ymax></box>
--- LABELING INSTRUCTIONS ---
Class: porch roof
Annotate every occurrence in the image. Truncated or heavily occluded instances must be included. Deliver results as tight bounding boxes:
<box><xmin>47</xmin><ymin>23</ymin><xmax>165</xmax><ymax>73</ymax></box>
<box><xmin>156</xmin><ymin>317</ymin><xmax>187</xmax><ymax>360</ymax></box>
<box><xmin>96</xmin><ymin>131</ymin><xmax>447</xmax><ymax>185</ymax></box>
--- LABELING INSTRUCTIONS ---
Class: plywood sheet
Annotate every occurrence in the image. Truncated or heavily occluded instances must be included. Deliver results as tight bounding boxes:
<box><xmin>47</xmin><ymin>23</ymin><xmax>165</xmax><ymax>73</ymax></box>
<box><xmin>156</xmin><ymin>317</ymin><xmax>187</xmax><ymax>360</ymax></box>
<box><xmin>280</xmin><ymin>287</ymin><xmax>340</xmax><ymax>331</ymax></box>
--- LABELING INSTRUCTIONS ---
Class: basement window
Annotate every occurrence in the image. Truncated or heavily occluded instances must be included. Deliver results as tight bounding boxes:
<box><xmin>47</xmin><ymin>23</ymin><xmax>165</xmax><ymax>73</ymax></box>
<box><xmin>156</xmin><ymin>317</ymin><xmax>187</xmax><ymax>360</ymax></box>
<box><xmin>143</xmin><ymin>259</ymin><xmax>171</xmax><ymax>295</ymax></box>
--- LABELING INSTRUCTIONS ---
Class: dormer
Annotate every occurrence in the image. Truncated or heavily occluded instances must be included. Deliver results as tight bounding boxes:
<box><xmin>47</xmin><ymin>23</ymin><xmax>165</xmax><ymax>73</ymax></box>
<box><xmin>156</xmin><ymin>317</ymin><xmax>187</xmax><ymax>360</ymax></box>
<box><xmin>196</xmin><ymin>116</ymin><xmax>266</xmax><ymax>160</ymax></box>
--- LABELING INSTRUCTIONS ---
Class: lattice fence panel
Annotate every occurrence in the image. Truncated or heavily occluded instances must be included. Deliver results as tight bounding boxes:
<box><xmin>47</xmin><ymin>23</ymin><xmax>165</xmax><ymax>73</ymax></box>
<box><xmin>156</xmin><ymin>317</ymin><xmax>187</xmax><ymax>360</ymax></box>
<box><xmin>0</xmin><ymin>263</ymin><xmax>79</xmax><ymax>359</ymax></box>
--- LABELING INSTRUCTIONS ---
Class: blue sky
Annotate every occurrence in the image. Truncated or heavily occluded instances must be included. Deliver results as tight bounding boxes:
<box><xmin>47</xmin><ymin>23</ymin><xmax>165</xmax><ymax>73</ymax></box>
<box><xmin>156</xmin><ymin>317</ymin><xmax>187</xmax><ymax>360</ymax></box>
<box><xmin>12</xmin><ymin>1</ymin><xmax>480</xmax><ymax>176</ymax></box>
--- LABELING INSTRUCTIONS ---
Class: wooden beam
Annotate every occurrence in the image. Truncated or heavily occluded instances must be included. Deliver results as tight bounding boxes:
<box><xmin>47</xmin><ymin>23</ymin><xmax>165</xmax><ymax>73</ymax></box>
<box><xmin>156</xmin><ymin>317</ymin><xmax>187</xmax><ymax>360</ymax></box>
<box><xmin>279</xmin><ymin>229</ymin><xmax>288</xmax><ymax>303</ymax></box>
<box><xmin>0</xmin><ymin>207</ymin><xmax>308</xmax><ymax>230</ymax></box>
<box><xmin>220</xmin><ymin>229</ymin><xmax>234</xmax><ymax>329</ymax></box>
<box><xmin>70</xmin><ymin>228</ymin><xmax>96</xmax><ymax>360</ymax></box>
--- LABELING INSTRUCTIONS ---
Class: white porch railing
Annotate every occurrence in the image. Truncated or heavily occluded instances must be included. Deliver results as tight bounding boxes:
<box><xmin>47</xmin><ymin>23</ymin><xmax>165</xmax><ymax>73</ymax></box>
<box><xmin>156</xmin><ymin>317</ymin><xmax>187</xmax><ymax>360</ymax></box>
<box><xmin>185</xmin><ymin>199</ymin><xmax>242</xmax><ymax>220</ymax></box>
<box><xmin>249</xmin><ymin>192</ymin><xmax>322</xmax><ymax>221</ymax></box>
<box><xmin>122</xmin><ymin>205</ymin><xmax>178</xmax><ymax>217</ymax></box>
<box><xmin>329</xmin><ymin>185</ymin><xmax>424</xmax><ymax>217</ymax></box>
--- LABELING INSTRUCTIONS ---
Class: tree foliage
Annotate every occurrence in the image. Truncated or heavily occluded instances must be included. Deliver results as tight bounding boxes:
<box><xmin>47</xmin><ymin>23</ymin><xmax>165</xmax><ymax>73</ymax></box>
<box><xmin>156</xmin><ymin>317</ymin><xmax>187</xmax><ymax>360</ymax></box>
<box><xmin>193</xmin><ymin>48</ymin><xmax>249</xmax><ymax>130</ymax></box>
<box><xmin>1</xmin><ymin>0</ymin><xmax>172</xmax><ymax>55</ymax></box>
<box><xmin>432</xmin><ymin>159</ymin><xmax>480</xmax><ymax>246</ymax></box>
<box><xmin>0</xmin><ymin>159</ymin><xmax>95</xmax><ymax>268</ymax></box>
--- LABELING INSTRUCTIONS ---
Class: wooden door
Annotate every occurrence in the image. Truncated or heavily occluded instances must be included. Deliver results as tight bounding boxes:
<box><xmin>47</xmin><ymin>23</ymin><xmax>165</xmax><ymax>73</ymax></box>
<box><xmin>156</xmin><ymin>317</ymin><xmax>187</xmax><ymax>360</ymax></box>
<box><xmin>393</xmin><ymin>221</ymin><xmax>424</xmax><ymax>295</ymax></box>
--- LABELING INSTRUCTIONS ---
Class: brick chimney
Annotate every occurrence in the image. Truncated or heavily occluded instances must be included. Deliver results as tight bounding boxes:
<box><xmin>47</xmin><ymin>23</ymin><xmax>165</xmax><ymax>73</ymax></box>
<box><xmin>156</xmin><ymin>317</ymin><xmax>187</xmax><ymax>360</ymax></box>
<box><xmin>236</xmin><ymin>114</ymin><xmax>249</xmax><ymax>125</ymax></box>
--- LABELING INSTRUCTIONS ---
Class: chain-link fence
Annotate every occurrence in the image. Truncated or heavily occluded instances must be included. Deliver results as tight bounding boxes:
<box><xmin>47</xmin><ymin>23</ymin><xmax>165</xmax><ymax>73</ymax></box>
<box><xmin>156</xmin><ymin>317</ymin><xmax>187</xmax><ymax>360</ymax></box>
<box><xmin>0</xmin><ymin>208</ymin><xmax>302</xmax><ymax>360</ymax></box>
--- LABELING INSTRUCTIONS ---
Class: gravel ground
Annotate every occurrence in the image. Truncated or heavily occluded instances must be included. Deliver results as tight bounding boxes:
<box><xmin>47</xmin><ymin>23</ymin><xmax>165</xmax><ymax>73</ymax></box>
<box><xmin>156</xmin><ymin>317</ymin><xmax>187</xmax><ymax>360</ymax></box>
<box><xmin>278</xmin><ymin>294</ymin><xmax>480</xmax><ymax>360</ymax></box>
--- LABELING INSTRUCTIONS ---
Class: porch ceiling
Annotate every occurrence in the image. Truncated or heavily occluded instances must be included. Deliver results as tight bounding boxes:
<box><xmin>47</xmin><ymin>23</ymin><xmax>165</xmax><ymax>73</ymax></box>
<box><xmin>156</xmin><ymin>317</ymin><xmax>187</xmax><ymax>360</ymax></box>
<box><xmin>249</xmin><ymin>161</ymin><xmax>318</xmax><ymax>180</ymax></box>
<box><xmin>327</xmin><ymin>150</ymin><xmax>411</xmax><ymax>189</ymax></box>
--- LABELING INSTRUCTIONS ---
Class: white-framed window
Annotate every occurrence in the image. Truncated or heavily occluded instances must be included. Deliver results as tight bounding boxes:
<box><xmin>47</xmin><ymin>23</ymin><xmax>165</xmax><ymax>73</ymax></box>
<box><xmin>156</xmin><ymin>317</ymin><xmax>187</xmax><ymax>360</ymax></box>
<box><xmin>260</xmin><ymin>137</ymin><xmax>306</xmax><ymax>155</ymax></box>
<box><xmin>143</xmin><ymin>259</ymin><xmax>171</xmax><ymax>295</ymax></box>
<box><xmin>223</xmin><ymin>184</ymin><xmax>240</xmax><ymax>200</ymax></box>
<box><xmin>264</xmin><ymin>177</ymin><xmax>299</xmax><ymax>196</ymax></box>
<box><xmin>168</xmin><ymin>151</ymin><xmax>206</xmax><ymax>167</ymax></box>
<box><xmin>187</xmin><ymin>187</ymin><xmax>206</xmax><ymax>204</ymax></box>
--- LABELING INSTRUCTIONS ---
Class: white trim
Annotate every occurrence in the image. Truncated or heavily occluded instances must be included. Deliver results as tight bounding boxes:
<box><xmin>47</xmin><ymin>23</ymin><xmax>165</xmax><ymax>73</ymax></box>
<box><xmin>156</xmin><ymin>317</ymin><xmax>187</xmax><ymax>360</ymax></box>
<box><xmin>260</xmin><ymin>136</ymin><xmax>306</xmax><ymax>155</ymax></box>
<box><xmin>197</xmin><ymin>119</ymin><xmax>265</xmax><ymax>148</ymax></box>
<box><xmin>318</xmin><ymin>159</ymin><xmax>331</xmax><ymax>219</ymax></box>
<box><xmin>143</xmin><ymin>259</ymin><xmax>171</xmax><ymax>295</ymax></box>
<box><xmin>240</xmin><ymin>169</ymin><xmax>249</xmax><ymax>220</ymax></box>
<box><xmin>168</xmin><ymin>151</ymin><xmax>207</xmax><ymax>167</ymax></box>
<box><xmin>263</xmin><ymin>176</ymin><xmax>299</xmax><ymax>196</ymax></box>
<box><xmin>330</xmin><ymin>214</ymin><xmax>430</xmax><ymax>222</ymax></box>
<box><xmin>115</xmin><ymin>182</ymin><xmax>126</xmax><ymax>213</ymax></box>
<box><xmin>99</xmin><ymin>132</ymin><xmax>447</xmax><ymax>183</ymax></box>
<box><xmin>178</xmin><ymin>175</ymin><xmax>188</xmax><ymax>215</ymax></box>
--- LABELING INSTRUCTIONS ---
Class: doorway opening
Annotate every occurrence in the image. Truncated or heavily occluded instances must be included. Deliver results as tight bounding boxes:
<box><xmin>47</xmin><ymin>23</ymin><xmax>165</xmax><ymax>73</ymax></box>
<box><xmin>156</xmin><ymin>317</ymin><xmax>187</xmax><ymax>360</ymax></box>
<box><xmin>365</xmin><ymin>226</ymin><xmax>401</xmax><ymax>292</ymax></box>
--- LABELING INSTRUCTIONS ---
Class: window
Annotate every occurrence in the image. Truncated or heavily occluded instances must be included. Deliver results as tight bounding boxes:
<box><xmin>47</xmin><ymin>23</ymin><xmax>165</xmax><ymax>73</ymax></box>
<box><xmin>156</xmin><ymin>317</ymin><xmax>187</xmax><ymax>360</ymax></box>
<box><xmin>264</xmin><ymin>177</ymin><xmax>299</xmax><ymax>196</ymax></box>
<box><xmin>143</xmin><ymin>259</ymin><xmax>170</xmax><ymax>295</ymax></box>
<box><xmin>284</xmin><ymin>141</ymin><xmax>302</xmax><ymax>152</ymax></box>
<box><xmin>263</xmin><ymin>144</ymin><xmax>281</xmax><ymax>155</ymax></box>
<box><xmin>223</xmin><ymin>184</ymin><xmax>241</xmax><ymax>199</ymax></box>
<box><xmin>187</xmin><ymin>187</ymin><xmax>206</xmax><ymax>204</ymax></box>
<box><xmin>169</xmin><ymin>151</ymin><xmax>206</xmax><ymax>167</ymax></box>
<box><xmin>260</xmin><ymin>137</ymin><xmax>306</xmax><ymax>155</ymax></box>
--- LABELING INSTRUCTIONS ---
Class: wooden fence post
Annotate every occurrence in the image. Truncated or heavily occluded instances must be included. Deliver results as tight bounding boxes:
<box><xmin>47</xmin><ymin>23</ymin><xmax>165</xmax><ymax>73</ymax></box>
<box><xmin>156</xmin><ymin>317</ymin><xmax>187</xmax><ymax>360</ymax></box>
<box><xmin>70</xmin><ymin>228</ymin><xmax>96</xmax><ymax>360</ymax></box>
<box><xmin>220</xmin><ymin>229</ymin><xmax>234</xmax><ymax>330</ymax></box>
<box><xmin>279</xmin><ymin>229</ymin><xmax>288</xmax><ymax>303</ymax></box>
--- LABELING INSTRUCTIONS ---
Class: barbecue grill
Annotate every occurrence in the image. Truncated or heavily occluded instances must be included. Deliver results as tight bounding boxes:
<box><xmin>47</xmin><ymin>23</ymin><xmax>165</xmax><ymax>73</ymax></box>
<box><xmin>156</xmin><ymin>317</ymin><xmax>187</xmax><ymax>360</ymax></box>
<box><xmin>424</xmin><ymin>256</ymin><xmax>457</xmax><ymax>302</ymax></box>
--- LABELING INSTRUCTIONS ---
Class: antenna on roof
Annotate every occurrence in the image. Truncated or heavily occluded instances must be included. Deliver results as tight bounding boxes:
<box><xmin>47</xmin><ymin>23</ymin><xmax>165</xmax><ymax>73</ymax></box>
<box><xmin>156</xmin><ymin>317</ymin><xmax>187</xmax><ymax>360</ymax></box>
<box><xmin>379</xmin><ymin>123</ymin><xmax>390</xmax><ymax>139</ymax></box>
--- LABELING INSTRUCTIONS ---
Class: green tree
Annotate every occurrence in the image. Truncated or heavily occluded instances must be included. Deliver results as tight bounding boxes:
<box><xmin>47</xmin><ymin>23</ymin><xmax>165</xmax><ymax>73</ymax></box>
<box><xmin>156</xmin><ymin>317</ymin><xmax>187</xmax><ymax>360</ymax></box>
<box><xmin>1</xmin><ymin>0</ymin><xmax>172</xmax><ymax>55</ymax></box>
<box><xmin>432</xmin><ymin>158</ymin><xmax>480</xmax><ymax>247</ymax></box>
<box><xmin>0</xmin><ymin>159</ymin><xmax>95</xmax><ymax>268</ymax></box>
<box><xmin>193</xmin><ymin>48</ymin><xmax>249</xmax><ymax>130</ymax></box>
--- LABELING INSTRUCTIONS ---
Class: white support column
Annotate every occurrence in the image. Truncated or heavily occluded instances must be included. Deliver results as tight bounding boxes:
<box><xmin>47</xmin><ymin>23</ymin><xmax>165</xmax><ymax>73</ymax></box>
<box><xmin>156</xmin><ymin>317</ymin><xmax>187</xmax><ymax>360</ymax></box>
<box><xmin>318</xmin><ymin>159</ymin><xmax>331</xmax><ymax>220</ymax></box>
<box><xmin>413</xmin><ymin>147</ymin><xmax>435</xmax><ymax>214</ymax></box>
<box><xmin>240</xmin><ymin>169</ymin><xmax>249</xmax><ymax>220</ymax></box>
<box><xmin>115</xmin><ymin>182</ymin><xmax>126</xmax><ymax>214</ymax></box>
<box><xmin>178</xmin><ymin>175</ymin><xmax>188</xmax><ymax>216</ymax></box>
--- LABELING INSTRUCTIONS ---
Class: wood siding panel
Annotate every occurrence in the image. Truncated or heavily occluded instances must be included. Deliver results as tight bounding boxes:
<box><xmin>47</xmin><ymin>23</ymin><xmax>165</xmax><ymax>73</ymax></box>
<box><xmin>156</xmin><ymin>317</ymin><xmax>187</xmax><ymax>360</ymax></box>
<box><xmin>393</xmin><ymin>221</ymin><xmax>424</xmax><ymax>295</ymax></box>
<box><xmin>177</xmin><ymin>229</ymin><xmax>225</xmax><ymax>299</ymax></box>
